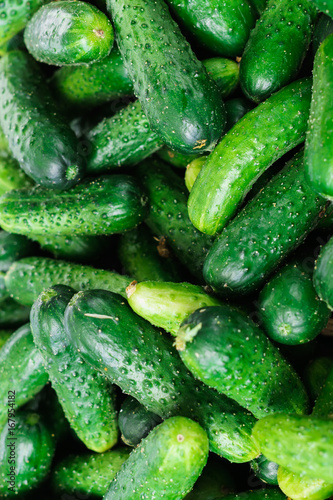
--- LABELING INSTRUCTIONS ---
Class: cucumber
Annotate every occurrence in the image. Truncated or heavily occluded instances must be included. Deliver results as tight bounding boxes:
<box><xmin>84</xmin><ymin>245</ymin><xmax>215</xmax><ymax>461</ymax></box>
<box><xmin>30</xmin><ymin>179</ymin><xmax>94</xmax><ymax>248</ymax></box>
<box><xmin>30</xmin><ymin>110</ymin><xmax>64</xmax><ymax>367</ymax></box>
<box><xmin>24</xmin><ymin>0</ymin><xmax>114</xmax><ymax>66</ymax></box>
<box><xmin>0</xmin><ymin>329</ymin><xmax>12</xmax><ymax>349</ymax></box>
<box><xmin>185</xmin><ymin>456</ymin><xmax>235</xmax><ymax>500</ymax></box>
<box><xmin>104</xmin><ymin>417</ymin><xmax>209</xmax><ymax>499</ymax></box>
<box><xmin>239</xmin><ymin>0</ymin><xmax>317</xmax><ymax>102</ymax></box>
<box><xmin>65</xmin><ymin>289</ymin><xmax>259</xmax><ymax>462</ymax></box>
<box><xmin>203</xmin><ymin>151</ymin><xmax>328</xmax><ymax>295</ymax></box>
<box><xmin>0</xmin><ymin>30</ymin><xmax>25</xmax><ymax>56</ymax></box>
<box><xmin>312</xmin><ymin>13</ymin><xmax>333</xmax><ymax>54</ymax></box>
<box><xmin>0</xmin><ymin>231</ymin><xmax>35</xmax><ymax>272</ymax></box>
<box><xmin>0</xmin><ymin>174</ymin><xmax>147</xmax><ymax>236</ymax></box>
<box><xmin>126</xmin><ymin>281</ymin><xmax>221</xmax><ymax>335</ymax></box>
<box><xmin>249</xmin><ymin>0</ymin><xmax>268</xmax><ymax>15</ymax></box>
<box><xmin>311</xmin><ymin>0</ymin><xmax>333</xmax><ymax>18</ymax></box>
<box><xmin>165</xmin><ymin>0</ymin><xmax>256</xmax><ymax>58</ymax></box>
<box><xmin>303</xmin><ymin>356</ymin><xmax>333</xmax><ymax>403</ymax></box>
<box><xmin>203</xmin><ymin>57</ymin><xmax>239</xmax><ymax>98</ymax></box>
<box><xmin>313</xmin><ymin>235</ymin><xmax>333</xmax><ymax>308</ymax></box>
<box><xmin>107</xmin><ymin>0</ymin><xmax>226</xmax><ymax>153</ymax></box>
<box><xmin>118</xmin><ymin>396</ymin><xmax>162</xmax><ymax>447</ymax></box>
<box><xmin>138</xmin><ymin>160</ymin><xmax>215</xmax><ymax>279</ymax></box>
<box><xmin>176</xmin><ymin>305</ymin><xmax>309</xmax><ymax>419</ymax></box>
<box><xmin>185</xmin><ymin>157</ymin><xmax>207</xmax><ymax>192</ymax></box>
<box><xmin>0</xmin><ymin>51</ymin><xmax>85</xmax><ymax>189</ymax></box>
<box><xmin>156</xmin><ymin>146</ymin><xmax>198</xmax><ymax>169</ymax></box>
<box><xmin>0</xmin><ymin>324</ymin><xmax>48</xmax><ymax>428</ymax></box>
<box><xmin>188</xmin><ymin>77</ymin><xmax>312</xmax><ymax>235</ymax></box>
<box><xmin>0</xmin><ymin>155</ymin><xmax>33</xmax><ymax>196</ymax></box>
<box><xmin>5</xmin><ymin>256</ymin><xmax>132</xmax><ymax>306</ymax></box>
<box><xmin>313</xmin><ymin>364</ymin><xmax>333</xmax><ymax>416</ymax></box>
<box><xmin>258</xmin><ymin>260</ymin><xmax>331</xmax><ymax>345</ymax></box>
<box><xmin>0</xmin><ymin>0</ymin><xmax>50</xmax><ymax>46</ymax></box>
<box><xmin>50</xmin><ymin>47</ymin><xmax>133</xmax><ymax>109</ymax></box>
<box><xmin>0</xmin><ymin>411</ymin><xmax>56</xmax><ymax>496</ymax></box>
<box><xmin>304</xmin><ymin>33</ymin><xmax>333</xmax><ymax>199</ymax></box>
<box><xmin>224</xmin><ymin>97</ymin><xmax>255</xmax><ymax>131</ymax></box>
<box><xmin>53</xmin><ymin>447</ymin><xmax>131</xmax><ymax>497</ymax></box>
<box><xmin>0</xmin><ymin>297</ymin><xmax>30</xmax><ymax>326</ymax></box>
<box><xmin>32</xmin><ymin>234</ymin><xmax>110</xmax><ymax>263</ymax></box>
<box><xmin>217</xmin><ymin>490</ymin><xmax>286</xmax><ymax>500</ymax></box>
<box><xmin>0</xmin><ymin>272</ymin><xmax>7</xmax><ymax>302</ymax></box>
<box><xmin>30</xmin><ymin>284</ymin><xmax>119</xmax><ymax>452</ymax></box>
<box><xmin>251</xmin><ymin>454</ymin><xmax>279</xmax><ymax>486</ymax></box>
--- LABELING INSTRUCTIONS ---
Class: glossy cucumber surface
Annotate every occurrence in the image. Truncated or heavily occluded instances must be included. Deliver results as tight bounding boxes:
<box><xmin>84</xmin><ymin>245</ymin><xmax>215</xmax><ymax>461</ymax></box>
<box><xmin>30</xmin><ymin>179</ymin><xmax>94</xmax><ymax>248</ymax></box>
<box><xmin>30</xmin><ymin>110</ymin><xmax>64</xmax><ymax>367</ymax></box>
<box><xmin>0</xmin><ymin>0</ymin><xmax>50</xmax><ymax>46</ymax></box>
<box><xmin>118</xmin><ymin>396</ymin><xmax>162</xmax><ymax>447</ymax></box>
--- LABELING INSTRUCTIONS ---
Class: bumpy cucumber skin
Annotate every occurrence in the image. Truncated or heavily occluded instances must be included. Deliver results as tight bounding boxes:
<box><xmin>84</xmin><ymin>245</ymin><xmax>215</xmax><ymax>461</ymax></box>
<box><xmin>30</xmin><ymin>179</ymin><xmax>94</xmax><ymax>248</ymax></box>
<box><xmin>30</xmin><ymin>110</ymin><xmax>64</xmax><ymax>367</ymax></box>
<box><xmin>166</xmin><ymin>0</ymin><xmax>256</xmax><ymax>58</ymax></box>
<box><xmin>305</xmin><ymin>34</ymin><xmax>333</xmax><ymax>198</ymax></box>
<box><xmin>203</xmin><ymin>151</ymin><xmax>327</xmax><ymax>295</ymax></box>
<box><xmin>0</xmin><ymin>0</ymin><xmax>50</xmax><ymax>46</ymax></box>
<box><xmin>258</xmin><ymin>261</ymin><xmax>331</xmax><ymax>345</ymax></box>
<box><xmin>105</xmin><ymin>417</ymin><xmax>209</xmax><ymax>500</ymax></box>
<box><xmin>177</xmin><ymin>306</ymin><xmax>309</xmax><ymax>419</ymax></box>
<box><xmin>138</xmin><ymin>160</ymin><xmax>214</xmax><ymax>279</ymax></box>
<box><xmin>240</xmin><ymin>0</ymin><xmax>317</xmax><ymax>102</ymax></box>
<box><xmin>0</xmin><ymin>324</ymin><xmax>48</xmax><ymax>428</ymax></box>
<box><xmin>107</xmin><ymin>0</ymin><xmax>225</xmax><ymax>154</ymax></box>
<box><xmin>24</xmin><ymin>1</ymin><xmax>113</xmax><ymax>66</ymax></box>
<box><xmin>0</xmin><ymin>155</ymin><xmax>33</xmax><ymax>196</ymax></box>
<box><xmin>0</xmin><ymin>51</ymin><xmax>85</xmax><ymax>189</ymax></box>
<box><xmin>5</xmin><ymin>256</ymin><xmax>132</xmax><ymax>306</ymax></box>
<box><xmin>0</xmin><ymin>175</ymin><xmax>147</xmax><ymax>236</ymax></box>
<box><xmin>313</xmin><ymin>236</ymin><xmax>333</xmax><ymax>308</ymax></box>
<box><xmin>53</xmin><ymin>448</ymin><xmax>131</xmax><ymax>497</ymax></box>
<box><xmin>188</xmin><ymin>78</ymin><xmax>312</xmax><ymax>235</ymax></box>
<box><xmin>118</xmin><ymin>396</ymin><xmax>162</xmax><ymax>447</ymax></box>
<box><xmin>203</xmin><ymin>57</ymin><xmax>239</xmax><ymax>98</ymax></box>
<box><xmin>51</xmin><ymin>48</ymin><xmax>133</xmax><ymax>109</ymax></box>
<box><xmin>0</xmin><ymin>411</ymin><xmax>55</xmax><ymax>496</ymax></box>
<box><xmin>0</xmin><ymin>231</ymin><xmax>35</xmax><ymax>272</ymax></box>
<box><xmin>31</xmin><ymin>285</ymin><xmax>119</xmax><ymax>452</ymax></box>
<box><xmin>65</xmin><ymin>289</ymin><xmax>259</xmax><ymax>462</ymax></box>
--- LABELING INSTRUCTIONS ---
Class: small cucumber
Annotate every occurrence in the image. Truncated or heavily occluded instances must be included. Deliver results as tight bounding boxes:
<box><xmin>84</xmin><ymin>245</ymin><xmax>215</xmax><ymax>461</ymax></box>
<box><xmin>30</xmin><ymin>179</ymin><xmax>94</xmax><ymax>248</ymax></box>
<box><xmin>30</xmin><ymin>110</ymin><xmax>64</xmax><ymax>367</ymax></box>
<box><xmin>251</xmin><ymin>454</ymin><xmax>279</xmax><ymax>486</ymax></box>
<box><xmin>176</xmin><ymin>305</ymin><xmax>309</xmax><ymax>419</ymax></box>
<box><xmin>224</xmin><ymin>97</ymin><xmax>255</xmax><ymax>131</ymax></box>
<box><xmin>107</xmin><ymin>0</ymin><xmax>226</xmax><ymax>153</ymax></box>
<box><xmin>203</xmin><ymin>151</ymin><xmax>328</xmax><ymax>295</ymax></box>
<box><xmin>313</xmin><ymin>235</ymin><xmax>333</xmax><ymax>308</ymax></box>
<box><xmin>0</xmin><ymin>231</ymin><xmax>35</xmax><ymax>272</ymax></box>
<box><xmin>104</xmin><ymin>417</ymin><xmax>209</xmax><ymax>499</ymax></box>
<box><xmin>240</xmin><ymin>0</ymin><xmax>317</xmax><ymax>102</ymax></box>
<box><xmin>0</xmin><ymin>174</ymin><xmax>147</xmax><ymax>236</ymax></box>
<box><xmin>24</xmin><ymin>0</ymin><xmax>113</xmax><ymax>66</ymax></box>
<box><xmin>0</xmin><ymin>154</ymin><xmax>33</xmax><ymax>196</ymax></box>
<box><xmin>118</xmin><ymin>396</ymin><xmax>162</xmax><ymax>447</ymax></box>
<box><xmin>0</xmin><ymin>0</ymin><xmax>50</xmax><ymax>46</ymax></box>
<box><xmin>185</xmin><ymin>157</ymin><xmax>207</xmax><ymax>192</ymax></box>
<box><xmin>203</xmin><ymin>57</ymin><xmax>239</xmax><ymax>98</ymax></box>
<box><xmin>188</xmin><ymin>77</ymin><xmax>312</xmax><ymax>235</ymax></box>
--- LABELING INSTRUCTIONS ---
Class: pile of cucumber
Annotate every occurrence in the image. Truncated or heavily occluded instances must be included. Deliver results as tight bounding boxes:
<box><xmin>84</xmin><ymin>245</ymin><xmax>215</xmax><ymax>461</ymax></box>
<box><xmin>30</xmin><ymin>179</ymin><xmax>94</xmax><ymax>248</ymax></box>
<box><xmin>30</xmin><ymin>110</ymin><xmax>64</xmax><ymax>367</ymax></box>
<box><xmin>0</xmin><ymin>0</ymin><xmax>332</xmax><ymax>498</ymax></box>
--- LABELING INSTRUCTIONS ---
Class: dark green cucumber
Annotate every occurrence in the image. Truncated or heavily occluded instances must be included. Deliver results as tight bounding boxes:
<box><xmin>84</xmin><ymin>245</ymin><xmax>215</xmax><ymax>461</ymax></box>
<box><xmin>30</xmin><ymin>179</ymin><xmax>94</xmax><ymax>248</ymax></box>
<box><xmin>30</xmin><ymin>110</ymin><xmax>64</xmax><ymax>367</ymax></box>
<box><xmin>0</xmin><ymin>297</ymin><xmax>30</xmax><ymax>326</ymax></box>
<box><xmin>0</xmin><ymin>30</ymin><xmax>25</xmax><ymax>56</ymax></box>
<box><xmin>304</xmin><ymin>33</ymin><xmax>333</xmax><ymax>198</ymax></box>
<box><xmin>0</xmin><ymin>272</ymin><xmax>8</xmax><ymax>302</ymax></box>
<box><xmin>118</xmin><ymin>225</ymin><xmax>180</xmax><ymax>282</ymax></box>
<box><xmin>0</xmin><ymin>231</ymin><xmax>35</xmax><ymax>272</ymax></box>
<box><xmin>251</xmin><ymin>454</ymin><xmax>279</xmax><ymax>486</ymax></box>
<box><xmin>239</xmin><ymin>0</ymin><xmax>317</xmax><ymax>102</ymax></box>
<box><xmin>258</xmin><ymin>260</ymin><xmax>331</xmax><ymax>345</ymax></box>
<box><xmin>138</xmin><ymin>160</ymin><xmax>215</xmax><ymax>279</ymax></box>
<box><xmin>217</xmin><ymin>490</ymin><xmax>286</xmax><ymax>500</ymax></box>
<box><xmin>185</xmin><ymin>456</ymin><xmax>235</xmax><ymax>500</ymax></box>
<box><xmin>224</xmin><ymin>97</ymin><xmax>255</xmax><ymax>131</ymax></box>
<box><xmin>0</xmin><ymin>324</ymin><xmax>48</xmax><ymax>428</ymax></box>
<box><xmin>0</xmin><ymin>329</ymin><xmax>12</xmax><ymax>349</ymax></box>
<box><xmin>126</xmin><ymin>281</ymin><xmax>221</xmax><ymax>335</ymax></box>
<box><xmin>312</xmin><ymin>13</ymin><xmax>333</xmax><ymax>54</ymax></box>
<box><xmin>0</xmin><ymin>155</ymin><xmax>33</xmax><ymax>196</ymax></box>
<box><xmin>65</xmin><ymin>289</ymin><xmax>259</xmax><ymax>462</ymax></box>
<box><xmin>156</xmin><ymin>146</ymin><xmax>199</xmax><ymax>169</ymax></box>
<box><xmin>249</xmin><ymin>0</ymin><xmax>268</xmax><ymax>15</ymax></box>
<box><xmin>303</xmin><ymin>356</ymin><xmax>333</xmax><ymax>403</ymax></box>
<box><xmin>176</xmin><ymin>305</ymin><xmax>309</xmax><ymax>419</ymax></box>
<box><xmin>0</xmin><ymin>51</ymin><xmax>85</xmax><ymax>189</ymax></box>
<box><xmin>31</xmin><ymin>284</ymin><xmax>119</xmax><ymax>452</ymax></box>
<box><xmin>118</xmin><ymin>396</ymin><xmax>162</xmax><ymax>447</ymax></box>
<box><xmin>107</xmin><ymin>0</ymin><xmax>226</xmax><ymax>153</ymax></box>
<box><xmin>311</xmin><ymin>0</ymin><xmax>333</xmax><ymax>18</ymax></box>
<box><xmin>313</xmin><ymin>236</ymin><xmax>333</xmax><ymax>308</ymax></box>
<box><xmin>0</xmin><ymin>175</ymin><xmax>147</xmax><ymax>236</ymax></box>
<box><xmin>51</xmin><ymin>47</ymin><xmax>133</xmax><ymax>109</ymax></box>
<box><xmin>166</xmin><ymin>0</ymin><xmax>256</xmax><ymax>58</ymax></box>
<box><xmin>53</xmin><ymin>447</ymin><xmax>131</xmax><ymax>497</ymax></box>
<box><xmin>24</xmin><ymin>1</ymin><xmax>113</xmax><ymax>66</ymax></box>
<box><xmin>203</xmin><ymin>151</ymin><xmax>328</xmax><ymax>295</ymax></box>
<box><xmin>0</xmin><ymin>0</ymin><xmax>50</xmax><ymax>46</ymax></box>
<box><xmin>32</xmin><ymin>234</ymin><xmax>110</xmax><ymax>263</ymax></box>
<box><xmin>188</xmin><ymin>78</ymin><xmax>312</xmax><ymax>235</ymax></box>
<box><xmin>0</xmin><ymin>411</ymin><xmax>56</xmax><ymax>496</ymax></box>
<box><xmin>203</xmin><ymin>57</ymin><xmax>239</xmax><ymax>98</ymax></box>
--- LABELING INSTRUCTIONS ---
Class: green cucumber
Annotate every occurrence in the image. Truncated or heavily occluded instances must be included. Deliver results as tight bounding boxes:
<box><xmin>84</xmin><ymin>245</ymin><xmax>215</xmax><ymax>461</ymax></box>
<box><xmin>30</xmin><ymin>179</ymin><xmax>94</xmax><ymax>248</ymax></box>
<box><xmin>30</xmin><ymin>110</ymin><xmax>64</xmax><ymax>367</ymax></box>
<box><xmin>138</xmin><ymin>160</ymin><xmax>215</xmax><ymax>279</ymax></box>
<box><xmin>0</xmin><ymin>126</ymin><xmax>9</xmax><ymax>155</ymax></box>
<box><xmin>312</xmin><ymin>364</ymin><xmax>333</xmax><ymax>416</ymax></box>
<box><xmin>224</xmin><ymin>97</ymin><xmax>255</xmax><ymax>131</ymax></box>
<box><xmin>0</xmin><ymin>155</ymin><xmax>33</xmax><ymax>196</ymax></box>
<box><xmin>252</xmin><ymin>414</ymin><xmax>333</xmax><ymax>481</ymax></box>
<box><xmin>185</xmin><ymin>456</ymin><xmax>235</xmax><ymax>500</ymax></box>
<box><xmin>107</xmin><ymin>0</ymin><xmax>226</xmax><ymax>153</ymax></box>
<box><xmin>185</xmin><ymin>157</ymin><xmax>207</xmax><ymax>192</ymax></box>
<box><xmin>53</xmin><ymin>447</ymin><xmax>131</xmax><ymax>497</ymax></box>
<box><xmin>104</xmin><ymin>417</ymin><xmax>208</xmax><ymax>499</ymax></box>
<box><xmin>176</xmin><ymin>305</ymin><xmax>309</xmax><ymax>419</ymax></box>
<box><xmin>217</xmin><ymin>490</ymin><xmax>286</xmax><ymax>500</ymax></box>
<box><xmin>0</xmin><ymin>0</ymin><xmax>50</xmax><ymax>46</ymax></box>
<box><xmin>0</xmin><ymin>174</ymin><xmax>147</xmax><ymax>236</ymax></box>
<box><xmin>50</xmin><ymin>47</ymin><xmax>133</xmax><ymax>109</ymax></box>
<box><xmin>239</xmin><ymin>0</ymin><xmax>317</xmax><ymax>102</ymax></box>
<box><xmin>258</xmin><ymin>260</ymin><xmax>331</xmax><ymax>345</ymax></box>
<box><xmin>0</xmin><ymin>30</ymin><xmax>25</xmax><ymax>56</ymax></box>
<box><xmin>32</xmin><ymin>234</ymin><xmax>110</xmax><ymax>263</ymax></box>
<box><xmin>0</xmin><ymin>411</ymin><xmax>56</xmax><ymax>496</ymax></box>
<box><xmin>5</xmin><ymin>256</ymin><xmax>132</xmax><ymax>306</ymax></box>
<box><xmin>126</xmin><ymin>281</ymin><xmax>221</xmax><ymax>335</ymax></box>
<box><xmin>313</xmin><ymin>235</ymin><xmax>333</xmax><ymax>308</ymax></box>
<box><xmin>310</xmin><ymin>0</ymin><xmax>333</xmax><ymax>18</ymax></box>
<box><xmin>118</xmin><ymin>396</ymin><xmax>162</xmax><ymax>447</ymax></box>
<box><xmin>165</xmin><ymin>0</ymin><xmax>256</xmax><ymax>58</ymax></box>
<box><xmin>0</xmin><ymin>51</ymin><xmax>85</xmax><ymax>189</ymax></box>
<box><xmin>249</xmin><ymin>0</ymin><xmax>268</xmax><ymax>15</ymax></box>
<box><xmin>188</xmin><ymin>77</ymin><xmax>312</xmax><ymax>235</ymax></box>
<box><xmin>0</xmin><ymin>324</ymin><xmax>48</xmax><ymax>428</ymax></box>
<box><xmin>203</xmin><ymin>151</ymin><xmax>328</xmax><ymax>295</ymax></box>
<box><xmin>24</xmin><ymin>0</ymin><xmax>113</xmax><ymax>66</ymax></box>
<box><xmin>156</xmin><ymin>146</ymin><xmax>199</xmax><ymax>169</ymax></box>
<box><xmin>0</xmin><ymin>272</ymin><xmax>8</xmax><ymax>302</ymax></box>
<box><xmin>304</xmin><ymin>33</ymin><xmax>333</xmax><ymax>199</ymax></box>
<box><xmin>0</xmin><ymin>231</ymin><xmax>35</xmax><ymax>272</ymax></box>
<box><xmin>312</xmin><ymin>13</ymin><xmax>333</xmax><ymax>54</ymax></box>
<box><xmin>0</xmin><ymin>297</ymin><xmax>30</xmax><ymax>326</ymax></box>
<box><xmin>251</xmin><ymin>454</ymin><xmax>279</xmax><ymax>485</ymax></box>
<box><xmin>65</xmin><ymin>289</ymin><xmax>259</xmax><ymax>462</ymax></box>
<box><xmin>303</xmin><ymin>356</ymin><xmax>333</xmax><ymax>403</ymax></box>
<box><xmin>203</xmin><ymin>57</ymin><xmax>239</xmax><ymax>98</ymax></box>
<box><xmin>0</xmin><ymin>329</ymin><xmax>12</xmax><ymax>349</ymax></box>
<box><xmin>31</xmin><ymin>284</ymin><xmax>119</xmax><ymax>452</ymax></box>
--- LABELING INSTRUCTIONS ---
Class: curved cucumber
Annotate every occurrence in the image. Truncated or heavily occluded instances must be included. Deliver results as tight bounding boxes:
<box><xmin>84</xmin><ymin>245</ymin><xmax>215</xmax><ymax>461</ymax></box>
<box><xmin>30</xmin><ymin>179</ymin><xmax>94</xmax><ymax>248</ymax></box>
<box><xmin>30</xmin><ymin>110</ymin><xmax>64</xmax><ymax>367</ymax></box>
<box><xmin>0</xmin><ymin>154</ymin><xmax>33</xmax><ymax>196</ymax></box>
<box><xmin>313</xmin><ymin>236</ymin><xmax>333</xmax><ymax>308</ymax></box>
<box><xmin>24</xmin><ymin>1</ymin><xmax>113</xmax><ymax>66</ymax></box>
<box><xmin>107</xmin><ymin>0</ymin><xmax>225</xmax><ymax>153</ymax></box>
<box><xmin>0</xmin><ymin>0</ymin><xmax>50</xmax><ymax>46</ymax></box>
<box><xmin>176</xmin><ymin>305</ymin><xmax>309</xmax><ymax>419</ymax></box>
<box><xmin>0</xmin><ymin>175</ymin><xmax>147</xmax><ymax>236</ymax></box>
<box><xmin>118</xmin><ymin>396</ymin><xmax>162</xmax><ymax>447</ymax></box>
<box><xmin>188</xmin><ymin>77</ymin><xmax>312</xmax><ymax>235</ymax></box>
